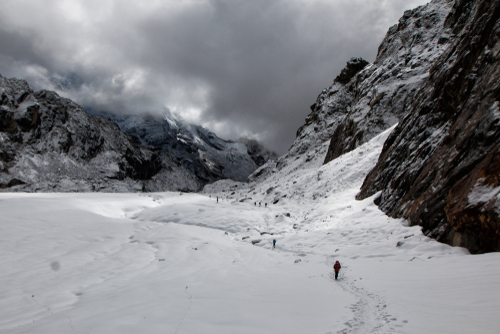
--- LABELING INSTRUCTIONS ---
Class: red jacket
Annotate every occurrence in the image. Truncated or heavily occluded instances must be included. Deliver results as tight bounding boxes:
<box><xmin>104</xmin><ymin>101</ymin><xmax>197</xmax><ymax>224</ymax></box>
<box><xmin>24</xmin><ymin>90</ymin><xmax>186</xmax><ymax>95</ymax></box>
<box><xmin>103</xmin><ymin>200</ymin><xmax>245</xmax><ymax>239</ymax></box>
<box><xmin>333</xmin><ymin>262</ymin><xmax>341</xmax><ymax>272</ymax></box>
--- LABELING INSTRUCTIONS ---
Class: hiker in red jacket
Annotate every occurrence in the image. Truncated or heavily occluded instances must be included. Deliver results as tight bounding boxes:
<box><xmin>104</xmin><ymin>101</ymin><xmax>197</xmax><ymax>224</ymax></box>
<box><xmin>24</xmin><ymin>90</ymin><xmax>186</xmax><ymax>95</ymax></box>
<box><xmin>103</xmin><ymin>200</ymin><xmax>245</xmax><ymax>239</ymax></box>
<box><xmin>333</xmin><ymin>261</ymin><xmax>341</xmax><ymax>280</ymax></box>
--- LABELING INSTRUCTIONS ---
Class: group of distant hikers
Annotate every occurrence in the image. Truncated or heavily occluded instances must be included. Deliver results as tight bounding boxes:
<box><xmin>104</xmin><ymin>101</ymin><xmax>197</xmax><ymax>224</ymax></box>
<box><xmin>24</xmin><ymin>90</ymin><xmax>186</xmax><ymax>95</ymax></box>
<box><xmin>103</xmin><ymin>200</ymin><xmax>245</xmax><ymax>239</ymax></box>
<box><xmin>213</xmin><ymin>196</ymin><xmax>269</xmax><ymax>208</ymax></box>
<box><xmin>212</xmin><ymin>193</ymin><xmax>272</xmax><ymax>208</ymax></box>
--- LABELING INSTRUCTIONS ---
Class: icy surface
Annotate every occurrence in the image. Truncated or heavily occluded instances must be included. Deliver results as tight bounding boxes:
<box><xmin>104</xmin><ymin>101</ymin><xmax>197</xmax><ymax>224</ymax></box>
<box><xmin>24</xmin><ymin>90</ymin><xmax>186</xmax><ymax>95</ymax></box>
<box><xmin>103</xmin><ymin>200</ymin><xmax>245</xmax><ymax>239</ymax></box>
<box><xmin>1</xmin><ymin>127</ymin><xmax>498</xmax><ymax>334</ymax></box>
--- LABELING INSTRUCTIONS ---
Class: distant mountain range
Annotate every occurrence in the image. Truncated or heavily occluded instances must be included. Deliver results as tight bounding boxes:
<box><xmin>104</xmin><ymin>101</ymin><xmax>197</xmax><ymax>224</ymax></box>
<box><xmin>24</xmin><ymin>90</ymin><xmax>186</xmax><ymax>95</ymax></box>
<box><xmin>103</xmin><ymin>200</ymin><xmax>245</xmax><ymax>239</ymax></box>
<box><xmin>87</xmin><ymin>110</ymin><xmax>278</xmax><ymax>185</ymax></box>
<box><xmin>0</xmin><ymin>76</ymin><xmax>276</xmax><ymax>192</ymax></box>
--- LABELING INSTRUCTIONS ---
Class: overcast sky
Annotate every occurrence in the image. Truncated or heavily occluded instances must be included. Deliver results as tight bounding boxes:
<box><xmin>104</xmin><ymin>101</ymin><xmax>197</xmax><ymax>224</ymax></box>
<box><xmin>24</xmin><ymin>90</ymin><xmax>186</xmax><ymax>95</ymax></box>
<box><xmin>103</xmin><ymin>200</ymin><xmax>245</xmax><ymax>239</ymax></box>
<box><xmin>0</xmin><ymin>0</ymin><xmax>430</xmax><ymax>154</ymax></box>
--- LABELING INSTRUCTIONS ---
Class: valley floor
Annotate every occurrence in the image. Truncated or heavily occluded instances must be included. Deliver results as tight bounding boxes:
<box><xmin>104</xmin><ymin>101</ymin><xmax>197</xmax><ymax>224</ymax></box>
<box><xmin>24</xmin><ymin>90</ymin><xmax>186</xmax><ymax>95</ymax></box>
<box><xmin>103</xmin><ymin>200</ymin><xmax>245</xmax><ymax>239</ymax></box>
<box><xmin>0</xmin><ymin>128</ymin><xmax>498</xmax><ymax>334</ymax></box>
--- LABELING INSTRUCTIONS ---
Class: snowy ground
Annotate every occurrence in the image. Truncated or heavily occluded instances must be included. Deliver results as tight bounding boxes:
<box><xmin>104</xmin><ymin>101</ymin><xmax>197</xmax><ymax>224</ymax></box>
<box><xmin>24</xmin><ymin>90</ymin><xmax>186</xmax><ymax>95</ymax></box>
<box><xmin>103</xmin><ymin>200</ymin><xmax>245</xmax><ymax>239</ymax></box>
<box><xmin>1</xmin><ymin>128</ymin><xmax>499</xmax><ymax>334</ymax></box>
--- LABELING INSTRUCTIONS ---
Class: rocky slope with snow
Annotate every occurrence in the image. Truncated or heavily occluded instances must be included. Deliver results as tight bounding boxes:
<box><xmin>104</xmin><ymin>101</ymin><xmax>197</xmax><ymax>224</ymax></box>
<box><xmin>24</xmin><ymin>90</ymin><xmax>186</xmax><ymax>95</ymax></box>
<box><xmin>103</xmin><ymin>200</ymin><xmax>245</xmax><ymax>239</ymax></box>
<box><xmin>248</xmin><ymin>0</ymin><xmax>453</xmax><ymax>186</ymax></box>
<box><xmin>357</xmin><ymin>0</ymin><xmax>500</xmax><ymax>253</ymax></box>
<box><xmin>246</xmin><ymin>0</ymin><xmax>499</xmax><ymax>253</ymax></box>
<box><xmin>93</xmin><ymin>112</ymin><xmax>277</xmax><ymax>184</ymax></box>
<box><xmin>321</xmin><ymin>0</ymin><xmax>454</xmax><ymax>164</ymax></box>
<box><xmin>0</xmin><ymin>75</ymin><xmax>276</xmax><ymax>192</ymax></box>
<box><xmin>0</xmin><ymin>75</ymin><xmax>201</xmax><ymax>192</ymax></box>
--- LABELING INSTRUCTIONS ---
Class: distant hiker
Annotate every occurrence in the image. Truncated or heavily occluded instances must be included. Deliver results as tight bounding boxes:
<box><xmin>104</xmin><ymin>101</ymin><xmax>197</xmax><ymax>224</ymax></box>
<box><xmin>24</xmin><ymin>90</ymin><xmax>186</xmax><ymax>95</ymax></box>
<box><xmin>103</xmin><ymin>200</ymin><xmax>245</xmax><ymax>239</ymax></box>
<box><xmin>217</xmin><ymin>196</ymin><xmax>219</xmax><ymax>203</ymax></box>
<box><xmin>333</xmin><ymin>261</ymin><xmax>341</xmax><ymax>280</ymax></box>
<box><xmin>265</xmin><ymin>203</ymin><xmax>267</xmax><ymax>208</ymax></box>
<box><xmin>259</xmin><ymin>202</ymin><xmax>261</xmax><ymax>207</ymax></box>
<box><xmin>273</xmin><ymin>239</ymin><xmax>276</xmax><ymax>249</ymax></box>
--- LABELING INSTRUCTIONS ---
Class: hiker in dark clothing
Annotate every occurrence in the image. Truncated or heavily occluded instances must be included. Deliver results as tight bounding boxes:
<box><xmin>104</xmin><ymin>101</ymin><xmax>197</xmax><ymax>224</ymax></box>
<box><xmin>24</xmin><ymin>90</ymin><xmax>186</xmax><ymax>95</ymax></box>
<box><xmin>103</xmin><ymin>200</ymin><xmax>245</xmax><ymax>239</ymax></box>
<box><xmin>333</xmin><ymin>261</ymin><xmax>341</xmax><ymax>280</ymax></box>
<box><xmin>217</xmin><ymin>196</ymin><xmax>218</xmax><ymax>203</ymax></box>
<box><xmin>265</xmin><ymin>203</ymin><xmax>267</xmax><ymax>208</ymax></box>
<box><xmin>273</xmin><ymin>239</ymin><xmax>276</xmax><ymax>249</ymax></box>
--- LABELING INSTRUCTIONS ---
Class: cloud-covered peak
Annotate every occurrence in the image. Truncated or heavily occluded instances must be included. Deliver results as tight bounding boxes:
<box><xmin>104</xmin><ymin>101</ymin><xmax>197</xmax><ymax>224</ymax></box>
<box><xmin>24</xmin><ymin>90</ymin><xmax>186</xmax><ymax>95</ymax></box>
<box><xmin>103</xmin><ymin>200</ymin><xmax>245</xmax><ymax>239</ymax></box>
<box><xmin>0</xmin><ymin>0</ymin><xmax>430</xmax><ymax>153</ymax></box>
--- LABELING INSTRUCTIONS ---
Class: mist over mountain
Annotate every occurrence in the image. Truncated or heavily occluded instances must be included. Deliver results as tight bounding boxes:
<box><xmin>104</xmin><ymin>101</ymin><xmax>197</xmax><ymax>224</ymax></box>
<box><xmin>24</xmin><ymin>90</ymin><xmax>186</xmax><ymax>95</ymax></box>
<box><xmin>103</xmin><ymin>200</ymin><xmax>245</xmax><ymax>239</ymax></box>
<box><xmin>88</xmin><ymin>110</ymin><xmax>278</xmax><ymax>184</ymax></box>
<box><xmin>0</xmin><ymin>76</ymin><xmax>276</xmax><ymax>192</ymax></box>
<box><xmin>0</xmin><ymin>0</ymin><xmax>431</xmax><ymax>154</ymax></box>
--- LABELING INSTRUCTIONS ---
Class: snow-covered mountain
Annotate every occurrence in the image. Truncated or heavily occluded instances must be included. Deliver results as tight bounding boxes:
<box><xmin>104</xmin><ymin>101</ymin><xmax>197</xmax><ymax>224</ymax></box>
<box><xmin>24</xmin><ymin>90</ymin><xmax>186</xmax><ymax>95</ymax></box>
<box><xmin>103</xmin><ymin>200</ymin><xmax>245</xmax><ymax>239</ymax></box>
<box><xmin>243</xmin><ymin>0</ymin><xmax>499</xmax><ymax>254</ymax></box>
<box><xmin>91</xmin><ymin>111</ymin><xmax>277</xmax><ymax>184</ymax></box>
<box><xmin>249</xmin><ymin>0</ymin><xmax>453</xmax><ymax>185</ymax></box>
<box><xmin>315</xmin><ymin>0</ymin><xmax>453</xmax><ymax>165</ymax></box>
<box><xmin>0</xmin><ymin>76</ymin><xmax>276</xmax><ymax>192</ymax></box>
<box><xmin>0</xmin><ymin>75</ymin><xmax>201</xmax><ymax>192</ymax></box>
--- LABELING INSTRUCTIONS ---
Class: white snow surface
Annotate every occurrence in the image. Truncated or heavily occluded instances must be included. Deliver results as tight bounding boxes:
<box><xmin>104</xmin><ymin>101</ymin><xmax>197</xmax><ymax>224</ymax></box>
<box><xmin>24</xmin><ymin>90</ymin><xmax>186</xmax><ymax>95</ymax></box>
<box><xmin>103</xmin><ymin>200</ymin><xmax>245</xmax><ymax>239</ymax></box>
<box><xmin>1</xmin><ymin>127</ymin><xmax>499</xmax><ymax>334</ymax></box>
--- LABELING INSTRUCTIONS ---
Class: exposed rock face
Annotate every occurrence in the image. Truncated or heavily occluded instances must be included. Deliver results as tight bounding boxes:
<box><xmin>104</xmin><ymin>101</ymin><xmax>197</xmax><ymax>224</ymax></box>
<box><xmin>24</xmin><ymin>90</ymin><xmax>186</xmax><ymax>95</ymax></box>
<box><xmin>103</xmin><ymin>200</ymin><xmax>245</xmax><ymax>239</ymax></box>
<box><xmin>357</xmin><ymin>0</ymin><xmax>500</xmax><ymax>253</ymax></box>
<box><xmin>323</xmin><ymin>0</ymin><xmax>454</xmax><ymax>165</ymax></box>
<box><xmin>0</xmin><ymin>75</ymin><xmax>201</xmax><ymax>192</ymax></box>
<box><xmin>96</xmin><ymin>112</ymin><xmax>277</xmax><ymax>184</ymax></box>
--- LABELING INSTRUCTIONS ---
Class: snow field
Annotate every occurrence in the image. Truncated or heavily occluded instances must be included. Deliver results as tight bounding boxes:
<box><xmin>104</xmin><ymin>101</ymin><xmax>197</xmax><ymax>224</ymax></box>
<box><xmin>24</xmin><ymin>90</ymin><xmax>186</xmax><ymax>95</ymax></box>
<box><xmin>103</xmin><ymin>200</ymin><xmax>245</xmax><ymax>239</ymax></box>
<box><xmin>0</xmin><ymin>193</ymin><xmax>351</xmax><ymax>333</ymax></box>
<box><xmin>0</xmin><ymin>126</ymin><xmax>499</xmax><ymax>333</ymax></box>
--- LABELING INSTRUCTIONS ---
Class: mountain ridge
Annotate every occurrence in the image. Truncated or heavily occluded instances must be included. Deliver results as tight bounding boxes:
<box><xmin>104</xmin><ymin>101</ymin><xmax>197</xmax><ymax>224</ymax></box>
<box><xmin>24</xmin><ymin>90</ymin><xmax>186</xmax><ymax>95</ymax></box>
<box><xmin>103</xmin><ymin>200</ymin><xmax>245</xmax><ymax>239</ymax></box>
<box><xmin>88</xmin><ymin>110</ymin><xmax>278</xmax><ymax>184</ymax></box>
<box><xmin>0</xmin><ymin>76</ymin><xmax>275</xmax><ymax>192</ymax></box>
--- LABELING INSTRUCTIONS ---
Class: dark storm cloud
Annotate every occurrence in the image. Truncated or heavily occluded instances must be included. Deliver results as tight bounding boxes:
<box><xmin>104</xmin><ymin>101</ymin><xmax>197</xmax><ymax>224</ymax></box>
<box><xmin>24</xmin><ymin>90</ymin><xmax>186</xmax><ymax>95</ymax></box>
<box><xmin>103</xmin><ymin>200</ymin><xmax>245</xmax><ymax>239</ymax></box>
<box><xmin>0</xmin><ymin>0</ymin><xmax>429</xmax><ymax>153</ymax></box>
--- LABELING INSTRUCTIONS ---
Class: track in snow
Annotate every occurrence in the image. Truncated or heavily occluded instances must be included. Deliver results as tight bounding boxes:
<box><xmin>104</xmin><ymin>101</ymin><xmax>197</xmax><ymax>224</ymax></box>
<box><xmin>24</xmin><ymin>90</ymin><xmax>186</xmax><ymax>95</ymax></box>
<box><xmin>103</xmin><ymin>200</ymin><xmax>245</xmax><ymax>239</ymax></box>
<box><xmin>174</xmin><ymin>286</ymin><xmax>193</xmax><ymax>334</ymax></box>
<box><xmin>334</xmin><ymin>272</ymin><xmax>407</xmax><ymax>334</ymax></box>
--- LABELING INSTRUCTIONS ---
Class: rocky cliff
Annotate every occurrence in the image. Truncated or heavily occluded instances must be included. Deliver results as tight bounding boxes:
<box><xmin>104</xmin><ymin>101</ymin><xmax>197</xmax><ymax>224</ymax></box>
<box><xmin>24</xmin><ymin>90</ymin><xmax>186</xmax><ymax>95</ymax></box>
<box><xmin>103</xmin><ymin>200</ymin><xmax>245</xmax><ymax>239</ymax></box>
<box><xmin>0</xmin><ymin>75</ymin><xmax>201</xmax><ymax>192</ymax></box>
<box><xmin>249</xmin><ymin>0</ymin><xmax>500</xmax><ymax>253</ymax></box>
<box><xmin>357</xmin><ymin>0</ymin><xmax>500</xmax><ymax>254</ymax></box>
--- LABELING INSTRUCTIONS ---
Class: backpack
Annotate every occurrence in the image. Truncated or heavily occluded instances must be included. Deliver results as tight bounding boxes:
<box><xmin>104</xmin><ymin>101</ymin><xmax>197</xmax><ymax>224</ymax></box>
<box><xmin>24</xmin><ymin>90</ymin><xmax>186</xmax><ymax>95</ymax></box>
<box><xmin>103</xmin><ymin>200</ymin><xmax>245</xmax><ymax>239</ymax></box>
<box><xmin>333</xmin><ymin>262</ymin><xmax>341</xmax><ymax>271</ymax></box>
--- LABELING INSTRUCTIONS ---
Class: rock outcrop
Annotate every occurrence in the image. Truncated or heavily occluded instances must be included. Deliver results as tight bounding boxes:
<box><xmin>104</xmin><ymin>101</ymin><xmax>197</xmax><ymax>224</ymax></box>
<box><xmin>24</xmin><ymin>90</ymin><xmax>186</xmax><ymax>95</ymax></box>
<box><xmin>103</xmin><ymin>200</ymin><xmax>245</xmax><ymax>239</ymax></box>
<box><xmin>357</xmin><ymin>0</ymin><xmax>500</xmax><ymax>253</ymax></box>
<box><xmin>334</xmin><ymin>58</ymin><xmax>369</xmax><ymax>85</ymax></box>
<box><xmin>0</xmin><ymin>75</ymin><xmax>201</xmax><ymax>192</ymax></box>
